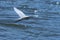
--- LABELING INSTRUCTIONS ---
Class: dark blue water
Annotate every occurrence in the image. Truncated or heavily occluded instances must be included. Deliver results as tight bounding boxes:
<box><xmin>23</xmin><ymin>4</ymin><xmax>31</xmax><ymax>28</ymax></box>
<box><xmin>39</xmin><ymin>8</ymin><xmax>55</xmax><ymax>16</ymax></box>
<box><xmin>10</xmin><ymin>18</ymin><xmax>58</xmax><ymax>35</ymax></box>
<box><xmin>0</xmin><ymin>0</ymin><xmax>60</xmax><ymax>40</ymax></box>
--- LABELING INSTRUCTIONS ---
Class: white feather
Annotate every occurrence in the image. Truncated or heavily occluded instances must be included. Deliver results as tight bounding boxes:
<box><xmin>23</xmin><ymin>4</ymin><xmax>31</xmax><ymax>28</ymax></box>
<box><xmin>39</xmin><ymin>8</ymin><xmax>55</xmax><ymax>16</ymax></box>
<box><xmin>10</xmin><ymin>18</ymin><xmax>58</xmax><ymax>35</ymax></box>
<box><xmin>14</xmin><ymin>7</ymin><xmax>29</xmax><ymax>19</ymax></box>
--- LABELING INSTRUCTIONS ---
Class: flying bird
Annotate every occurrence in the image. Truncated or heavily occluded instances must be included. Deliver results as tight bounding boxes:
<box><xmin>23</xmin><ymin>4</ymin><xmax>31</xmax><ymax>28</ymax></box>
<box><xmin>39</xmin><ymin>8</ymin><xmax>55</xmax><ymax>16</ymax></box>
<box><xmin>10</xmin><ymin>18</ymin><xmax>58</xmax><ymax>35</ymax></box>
<box><xmin>14</xmin><ymin>7</ymin><xmax>30</xmax><ymax>22</ymax></box>
<box><xmin>14</xmin><ymin>7</ymin><xmax>39</xmax><ymax>22</ymax></box>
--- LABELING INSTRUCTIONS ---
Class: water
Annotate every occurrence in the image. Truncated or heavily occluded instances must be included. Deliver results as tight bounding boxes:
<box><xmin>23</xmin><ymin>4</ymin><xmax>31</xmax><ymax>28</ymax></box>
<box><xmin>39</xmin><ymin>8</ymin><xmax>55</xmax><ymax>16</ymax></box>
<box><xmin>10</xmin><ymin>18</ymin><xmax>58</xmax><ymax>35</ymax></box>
<box><xmin>0</xmin><ymin>0</ymin><xmax>60</xmax><ymax>40</ymax></box>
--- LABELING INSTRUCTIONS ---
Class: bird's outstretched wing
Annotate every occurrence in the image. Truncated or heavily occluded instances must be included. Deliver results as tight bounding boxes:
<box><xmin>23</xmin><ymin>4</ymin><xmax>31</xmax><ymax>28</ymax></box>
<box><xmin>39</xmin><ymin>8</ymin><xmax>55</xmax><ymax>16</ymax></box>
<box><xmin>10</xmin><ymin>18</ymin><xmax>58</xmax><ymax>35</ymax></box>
<box><xmin>14</xmin><ymin>7</ymin><xmax>28</xmax><ymax>18</ymax></box>
<box><xmin>14</xmin><ymin>7</ymin><xmax>30</xmax><ymax>22</ymax></box>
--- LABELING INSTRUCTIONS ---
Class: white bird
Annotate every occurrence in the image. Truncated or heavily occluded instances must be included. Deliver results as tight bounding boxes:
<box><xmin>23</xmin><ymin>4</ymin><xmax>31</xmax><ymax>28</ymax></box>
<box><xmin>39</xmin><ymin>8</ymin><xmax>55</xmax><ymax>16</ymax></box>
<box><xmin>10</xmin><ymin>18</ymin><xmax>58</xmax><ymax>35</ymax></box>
<box><xmin>14</xmin><ymin>7</ymin><xmax>39</xmax><ymax>22</ymax></box>
<box><xmin>14</xmin><ymin>7</ymin><xmax>30</xmax><ymax>22</ymax></box>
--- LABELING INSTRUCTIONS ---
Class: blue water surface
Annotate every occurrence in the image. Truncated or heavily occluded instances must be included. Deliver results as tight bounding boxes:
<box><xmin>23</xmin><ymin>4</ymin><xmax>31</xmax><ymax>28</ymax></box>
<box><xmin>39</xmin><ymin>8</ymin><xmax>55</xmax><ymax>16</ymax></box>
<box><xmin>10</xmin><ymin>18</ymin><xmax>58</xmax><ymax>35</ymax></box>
<box><xmin>0</xmin><ymin>0</ymin><xmax>60</xmax><ymax>40</ymax></box>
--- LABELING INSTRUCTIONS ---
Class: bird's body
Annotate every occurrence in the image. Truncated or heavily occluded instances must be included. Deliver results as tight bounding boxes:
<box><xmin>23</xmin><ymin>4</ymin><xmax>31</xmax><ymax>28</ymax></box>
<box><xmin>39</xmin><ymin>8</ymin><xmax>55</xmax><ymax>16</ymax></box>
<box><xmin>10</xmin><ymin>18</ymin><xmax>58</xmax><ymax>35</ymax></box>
<box><xmin>15</xmin><ymin>16</ymin><xmax>30</xmax><ymax>22</ymax></box>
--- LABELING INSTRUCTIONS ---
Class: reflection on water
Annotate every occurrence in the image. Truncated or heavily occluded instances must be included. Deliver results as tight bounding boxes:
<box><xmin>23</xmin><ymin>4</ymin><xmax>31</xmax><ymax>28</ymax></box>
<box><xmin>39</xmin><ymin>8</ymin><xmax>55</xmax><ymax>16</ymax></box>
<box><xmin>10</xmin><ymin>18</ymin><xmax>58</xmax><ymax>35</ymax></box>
<box><xmin>0</xmin><ymin>0</ymin><xmax>60</xmax><ymax>40</ymax></box>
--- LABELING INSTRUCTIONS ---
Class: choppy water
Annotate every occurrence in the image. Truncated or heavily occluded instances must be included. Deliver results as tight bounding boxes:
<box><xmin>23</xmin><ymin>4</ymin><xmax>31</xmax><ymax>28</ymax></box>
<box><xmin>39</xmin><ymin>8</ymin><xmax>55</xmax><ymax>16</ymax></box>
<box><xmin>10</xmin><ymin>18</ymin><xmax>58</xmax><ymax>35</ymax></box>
<box><xmin>0</xmin><ymin>0</ymin><xmax>60</xmax><ymax>40</ymax></box>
